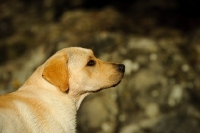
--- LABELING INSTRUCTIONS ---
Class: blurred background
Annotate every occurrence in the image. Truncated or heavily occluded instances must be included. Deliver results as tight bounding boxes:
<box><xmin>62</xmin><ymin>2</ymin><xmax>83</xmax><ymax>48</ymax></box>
<box><xmin>1</xmin><ymin>0</ymin><xmax>200</xmax><ymax>133</ymax></box>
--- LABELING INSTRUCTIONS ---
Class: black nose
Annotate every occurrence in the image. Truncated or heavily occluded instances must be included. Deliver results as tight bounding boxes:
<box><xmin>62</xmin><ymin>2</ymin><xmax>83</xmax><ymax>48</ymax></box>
<box><xmin>118</xmin><ymin>64</ymin><xmax>125</xmax><ymax>73</ymax></box>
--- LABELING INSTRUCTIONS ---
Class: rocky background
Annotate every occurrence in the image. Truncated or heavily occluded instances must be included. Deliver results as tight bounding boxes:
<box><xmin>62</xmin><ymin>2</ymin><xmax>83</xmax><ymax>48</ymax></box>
<box><xmin>1</xmin><ymin>0</ymin><xmax>200</xmax><ymax>133</ymax></box>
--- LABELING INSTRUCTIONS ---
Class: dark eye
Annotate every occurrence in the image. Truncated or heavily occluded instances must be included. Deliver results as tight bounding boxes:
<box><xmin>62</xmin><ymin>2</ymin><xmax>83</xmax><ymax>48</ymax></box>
<box><xmin>87</xmin><ymin>60</ymin><xmax>96</xmax><ymax>66</ymax></box>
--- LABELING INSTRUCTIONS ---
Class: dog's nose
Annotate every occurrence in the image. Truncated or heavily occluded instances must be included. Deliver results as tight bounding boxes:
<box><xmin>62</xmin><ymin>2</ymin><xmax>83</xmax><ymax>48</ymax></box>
<box><xmin>118</xmin><ymin>64</ymin><xmax>125</xmax><ymax>73</ymax></box>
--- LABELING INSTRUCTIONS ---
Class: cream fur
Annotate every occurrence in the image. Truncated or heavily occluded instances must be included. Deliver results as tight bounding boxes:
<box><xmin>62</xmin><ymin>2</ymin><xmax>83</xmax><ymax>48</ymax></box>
<box><xmin>0</xmin><ymin>47</ymin><xmax>124</xmax><ymax>133</ymax></box>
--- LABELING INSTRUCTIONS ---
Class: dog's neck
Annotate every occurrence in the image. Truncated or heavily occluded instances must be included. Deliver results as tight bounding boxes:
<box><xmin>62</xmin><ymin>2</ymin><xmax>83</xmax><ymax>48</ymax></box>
<box><xmin>67</xmin><ymin>90</ymin><xmax>90</xmax><ymax>110</ymax></box>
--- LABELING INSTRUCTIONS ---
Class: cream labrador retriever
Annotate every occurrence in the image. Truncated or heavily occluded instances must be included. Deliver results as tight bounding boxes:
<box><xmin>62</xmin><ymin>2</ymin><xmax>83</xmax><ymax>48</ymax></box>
<box><xmin>0</xmin><ymin>47</ymin><xmax>125</xmax><ymax>133</ymax></box>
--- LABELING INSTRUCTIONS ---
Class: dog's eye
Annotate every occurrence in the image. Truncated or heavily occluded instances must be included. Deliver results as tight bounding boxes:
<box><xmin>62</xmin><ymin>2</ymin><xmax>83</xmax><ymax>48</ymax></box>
<box><xmin>87</xmin><ymin>60</ymin><xmax>96</xmax><ymax>66</ymax></box>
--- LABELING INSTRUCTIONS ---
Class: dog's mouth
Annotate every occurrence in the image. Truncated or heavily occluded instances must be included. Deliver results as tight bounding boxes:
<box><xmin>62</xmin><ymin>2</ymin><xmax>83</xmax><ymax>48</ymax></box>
<box><xmin>112</xmin><ymin>80</ymin><xmax>122</xmax><ymax>87</ymax></box>
<box><xmin>85</xmin><ymin>71</ymin><xmax>125</xmax><ymax>93</ymax></box>
<box><xmin>86</xmin><ymin>80</ymin><xmax>122</xmax><ymax>93</ymax></box>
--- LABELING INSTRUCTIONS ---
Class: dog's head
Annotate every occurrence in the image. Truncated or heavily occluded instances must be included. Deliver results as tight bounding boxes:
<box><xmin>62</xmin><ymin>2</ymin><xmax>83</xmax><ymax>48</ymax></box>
<box><xmin>42</xmin><ymin>47</ymin><xmax>125</xmax><ymax>107</ymax></box>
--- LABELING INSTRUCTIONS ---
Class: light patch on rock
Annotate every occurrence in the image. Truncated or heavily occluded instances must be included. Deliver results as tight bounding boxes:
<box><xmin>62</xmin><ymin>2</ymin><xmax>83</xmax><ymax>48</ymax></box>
<box><xmin>168</xmin><ymin>84</ymin><xmax>183</xmax><ymax>106</ymax></box>
<box><xmin>101</xmin><ymin>122</ymin><xmax>112</xmax><ymax>133</ymax></box>
<box><xmin>119</xmin><ymin>124</ymin><xmax>140</xmax><ymax>133</ymax></box>
<box><xmin>145</xmin><ymin>103</ymin><xmax>160</xmax><ymax>118</ymax></box>
<box><xmin>150</xmin><ymin>53</ymin><xmax>157</xmax><ymax>61</ymax></box>
<box><xmin>122</xmin><ymin>59</ymin><xmax>139</xmax><ymax>75</ymax></box>
<box><xmin>181</xmin><ymin>64</ymin><xmax>190</xmax><ymax>72</ymax></box>
<box><xmin>128</xmin><ymin>37</ymin><xmax>158</xmax><ymax>52</ymax></box>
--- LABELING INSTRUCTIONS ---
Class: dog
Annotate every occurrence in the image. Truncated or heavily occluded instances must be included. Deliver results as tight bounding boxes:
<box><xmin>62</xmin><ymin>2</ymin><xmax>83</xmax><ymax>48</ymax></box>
<box><xmin>0</xmin><ymin>47</ymin><xmax>125</xmax><ymax>133</ymax></box>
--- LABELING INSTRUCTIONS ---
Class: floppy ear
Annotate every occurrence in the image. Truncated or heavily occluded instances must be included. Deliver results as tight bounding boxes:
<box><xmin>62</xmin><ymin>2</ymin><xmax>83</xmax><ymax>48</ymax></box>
<box><xmin>42</xmin><ymin>53</ymin><xmax>69</xmax><ymax>92</ymax></box>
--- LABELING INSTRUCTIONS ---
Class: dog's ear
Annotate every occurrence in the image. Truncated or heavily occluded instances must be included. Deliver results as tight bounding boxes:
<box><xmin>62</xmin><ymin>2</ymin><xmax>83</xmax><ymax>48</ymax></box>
<box><xmin>42</xmin><ymin>53</ymin><xmax>69</xmax><ymax>92</ymax></box>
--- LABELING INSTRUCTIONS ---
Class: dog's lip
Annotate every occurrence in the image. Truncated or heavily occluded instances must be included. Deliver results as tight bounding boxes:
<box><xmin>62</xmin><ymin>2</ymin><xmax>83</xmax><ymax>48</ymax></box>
<box><xmin>86</xmin><ymin>73</ymin><xmax>124</xmax><ymax>93</ymax></box>
<box><xmin>86</xmin><ymin>80</ymin><xmax>122</xmax><ymax>93</ymax></box>
<box><xmin>112</xmin><ymin>80</ymin><xmax>122</xmax><ymax>87</ymax></box>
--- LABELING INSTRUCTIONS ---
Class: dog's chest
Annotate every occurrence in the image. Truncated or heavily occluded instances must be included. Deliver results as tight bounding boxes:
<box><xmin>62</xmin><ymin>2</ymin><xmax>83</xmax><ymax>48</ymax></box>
<box><xmin>0</xmin><ymin>90</ymin><xmax>77</xmax><ymax>133</ymax></box>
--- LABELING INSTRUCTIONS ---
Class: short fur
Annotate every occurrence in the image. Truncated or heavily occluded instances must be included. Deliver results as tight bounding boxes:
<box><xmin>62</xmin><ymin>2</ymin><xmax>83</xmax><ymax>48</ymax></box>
<box><xmin>0</xmin><ymin>47</ymin><xmax>125</xmax><ymax>133</ymax></box>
